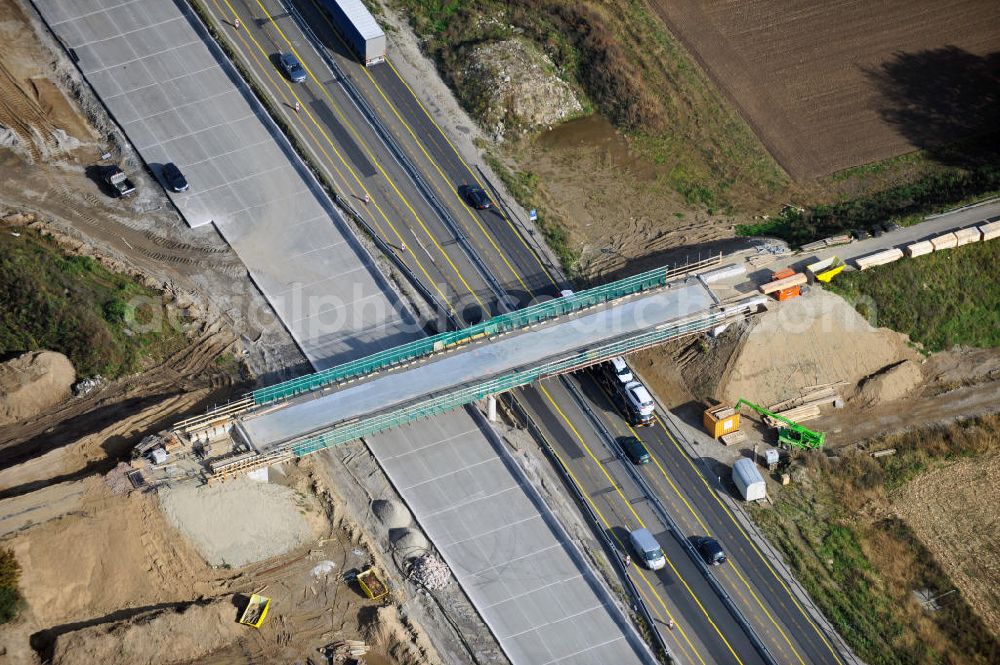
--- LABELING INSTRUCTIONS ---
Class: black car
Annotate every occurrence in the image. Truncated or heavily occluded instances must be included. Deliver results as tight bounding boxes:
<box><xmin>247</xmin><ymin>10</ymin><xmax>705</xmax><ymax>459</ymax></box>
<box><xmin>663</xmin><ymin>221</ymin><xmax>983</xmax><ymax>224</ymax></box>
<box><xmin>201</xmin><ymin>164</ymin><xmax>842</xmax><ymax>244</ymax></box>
<box><xmin>697</xmin><ymin>537</ymin><xmax>727</xmax><ymax>566</ymax></box>
<box><xmin>161</xmin><ymin>162</ymin><xmax>189</xmax><ymax>192</ymax></box>
<box><xmin>618</xmin><ymin>436</ymin><xmax>650</xmax><ymax>465</ymax></box>
<box><xmin>464</xmin><ymin>186</ymin><xmax>491</xmax><ymax>210</ymax></box>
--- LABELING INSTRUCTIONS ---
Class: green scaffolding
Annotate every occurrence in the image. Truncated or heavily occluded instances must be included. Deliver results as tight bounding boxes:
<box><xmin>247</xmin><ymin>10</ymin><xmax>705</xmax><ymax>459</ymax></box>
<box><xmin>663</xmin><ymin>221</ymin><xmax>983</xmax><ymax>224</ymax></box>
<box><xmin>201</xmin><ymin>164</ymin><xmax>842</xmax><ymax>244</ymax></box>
<box><xmin>288</xmin><ymin>309</ymin><xmax>734</xmax><ymax>457</ymax></box>
<box><xmin>252</xmin><ymin>265</ymin><xmax>673</xmax><ymax>405</ymax></box>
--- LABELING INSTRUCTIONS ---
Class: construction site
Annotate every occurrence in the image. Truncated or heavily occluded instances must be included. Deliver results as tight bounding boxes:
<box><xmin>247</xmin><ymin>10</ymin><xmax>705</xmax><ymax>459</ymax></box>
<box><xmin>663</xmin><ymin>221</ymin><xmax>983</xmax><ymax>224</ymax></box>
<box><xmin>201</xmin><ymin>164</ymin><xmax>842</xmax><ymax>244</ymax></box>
<box><xmin>1</xmin><ymin>0</ymin><xmax>999</xmax><ymax>664</ymax></box>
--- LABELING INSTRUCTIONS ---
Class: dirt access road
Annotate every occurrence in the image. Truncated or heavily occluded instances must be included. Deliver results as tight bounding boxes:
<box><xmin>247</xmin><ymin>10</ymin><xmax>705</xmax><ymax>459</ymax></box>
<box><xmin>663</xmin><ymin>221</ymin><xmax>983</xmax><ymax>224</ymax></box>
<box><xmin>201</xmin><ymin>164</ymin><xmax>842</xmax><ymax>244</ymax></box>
<box><xmin>650</xmin><ymin>0</ymin><xmax>1000</xmax><ymax>178</ymax></box>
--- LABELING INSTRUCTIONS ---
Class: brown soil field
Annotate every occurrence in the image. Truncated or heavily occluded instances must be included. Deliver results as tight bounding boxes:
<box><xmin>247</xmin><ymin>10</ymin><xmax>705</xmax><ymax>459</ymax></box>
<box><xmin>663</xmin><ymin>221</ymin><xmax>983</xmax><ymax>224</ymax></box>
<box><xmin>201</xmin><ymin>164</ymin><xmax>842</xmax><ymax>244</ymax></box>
<box><xmin>650</xmin><ymin>0</ymin><xmax>1000</xmax><ymax>178</ymax></box>
<box><xmin>893</xmin><ymin>455</ymin><xmax>1000</xmax><ymax>640</ymax></box>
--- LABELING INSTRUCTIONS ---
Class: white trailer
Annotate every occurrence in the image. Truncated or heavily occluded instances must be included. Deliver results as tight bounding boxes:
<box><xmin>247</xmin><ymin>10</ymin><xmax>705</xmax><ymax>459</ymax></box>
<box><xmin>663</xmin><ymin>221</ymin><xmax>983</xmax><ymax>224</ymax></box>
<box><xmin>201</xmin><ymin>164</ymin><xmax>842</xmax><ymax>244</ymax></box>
<box><xmin>320</xmin><ymin>0</ymin><xmax>386</xmax><ymax>66</ymax></box>
<box><xmin>733</xmin><ymin>458</ymin><xmax>766</xmax><ymax>501</ymax></box>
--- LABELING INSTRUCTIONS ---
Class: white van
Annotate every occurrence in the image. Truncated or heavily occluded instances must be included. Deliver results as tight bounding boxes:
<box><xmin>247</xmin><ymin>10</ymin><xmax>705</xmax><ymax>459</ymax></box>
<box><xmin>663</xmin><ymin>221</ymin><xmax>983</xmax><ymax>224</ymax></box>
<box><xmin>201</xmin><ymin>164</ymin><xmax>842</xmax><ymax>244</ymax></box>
<box><xmin>629</xmin><ymin>528</ymin><xmax>666</xmax><ymax>570</ymax></box>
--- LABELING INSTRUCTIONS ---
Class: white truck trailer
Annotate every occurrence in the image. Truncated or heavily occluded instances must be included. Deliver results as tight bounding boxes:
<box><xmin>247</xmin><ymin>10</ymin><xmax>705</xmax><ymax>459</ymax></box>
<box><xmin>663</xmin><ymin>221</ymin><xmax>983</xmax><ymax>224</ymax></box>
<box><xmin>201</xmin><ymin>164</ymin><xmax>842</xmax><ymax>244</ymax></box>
<box><xmin>320</xmin><ymin>0</ymin><xmax>386</xmax><ymax>66</ymax></box>
<box><xmin>733</xmin><ymin>458</ymin><xmax>766</xmax><ymax>501</ymax></box>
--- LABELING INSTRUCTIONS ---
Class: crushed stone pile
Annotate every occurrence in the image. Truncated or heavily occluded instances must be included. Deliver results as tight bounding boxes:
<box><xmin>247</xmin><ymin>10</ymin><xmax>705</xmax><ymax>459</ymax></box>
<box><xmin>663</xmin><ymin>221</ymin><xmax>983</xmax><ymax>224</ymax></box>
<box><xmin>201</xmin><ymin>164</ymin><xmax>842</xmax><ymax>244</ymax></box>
<box><xmin>408</xmin><ymin>554</ymin><xmax>452</xmax><ymax>590</ymax></box>
<box><xmin>104</xmin><ymin>462</ymin><xmax>133</xmax><ymax>495</ymax></box>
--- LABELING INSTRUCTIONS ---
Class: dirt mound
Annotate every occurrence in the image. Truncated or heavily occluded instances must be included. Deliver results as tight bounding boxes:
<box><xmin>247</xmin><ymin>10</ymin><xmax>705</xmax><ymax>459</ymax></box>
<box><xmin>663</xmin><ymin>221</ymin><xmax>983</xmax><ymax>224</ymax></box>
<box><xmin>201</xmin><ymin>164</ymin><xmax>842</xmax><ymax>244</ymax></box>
<box><xmin>718</xmin><ymin>290</ymin><xmax>917</xmax><ymax>406</ymax></box>
<box><xmin>0</xmin><ymin>350</ymin><xmax>75</xmax><ymax>426</ymax></box>
<box><xmin>462</xmin><ymin>38</ymin><xmax>582</xmax><ymax>140</ymax></box>
<box><xmin>159</xmin><ymin>476</ymin><xmax>320</xmax><ymax>567</ymax></box>
<box><xmin>856</xmin><ymin>360</ymin><xmax>924</xmax><ymax>407</ymax></box>
<box><xmin>373</xmin><ymin>498</ymin><xmax>412</xmax><ymax>529</ymax></box>
<box><xmin>50</xmin><ymin>599</ymin><xmax>243</xmax><ymax>665</ymax></box>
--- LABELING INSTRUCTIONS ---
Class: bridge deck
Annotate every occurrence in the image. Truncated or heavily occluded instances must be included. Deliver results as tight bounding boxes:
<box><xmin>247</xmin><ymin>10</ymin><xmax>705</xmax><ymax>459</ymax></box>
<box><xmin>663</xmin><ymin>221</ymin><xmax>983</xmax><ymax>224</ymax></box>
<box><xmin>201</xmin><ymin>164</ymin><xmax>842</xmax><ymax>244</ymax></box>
<box><xmin>240</xmin><ymin>279</ymin><xmax>715</xmax><ymax>451</ymax></box>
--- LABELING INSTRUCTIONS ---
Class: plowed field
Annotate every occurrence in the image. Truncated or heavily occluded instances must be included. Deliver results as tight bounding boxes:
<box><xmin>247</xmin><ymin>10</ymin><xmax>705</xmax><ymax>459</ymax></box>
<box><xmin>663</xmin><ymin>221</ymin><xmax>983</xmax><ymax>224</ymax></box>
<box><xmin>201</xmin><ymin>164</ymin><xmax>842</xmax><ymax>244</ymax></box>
<box><xmin>650</xmin><ymin>0</ymin><xmax>1000</xmax><ymax>178</ymax></box>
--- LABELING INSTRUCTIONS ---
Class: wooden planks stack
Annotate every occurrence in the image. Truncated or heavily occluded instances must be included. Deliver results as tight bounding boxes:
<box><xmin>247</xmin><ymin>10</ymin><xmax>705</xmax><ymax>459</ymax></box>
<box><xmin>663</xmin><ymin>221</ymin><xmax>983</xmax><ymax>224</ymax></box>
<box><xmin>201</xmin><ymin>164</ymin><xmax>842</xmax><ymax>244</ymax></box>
<box><xmin>764</xmin><ymin>382</ymin><xmax>845</xmax><ymax>428</ymax></box>
<box><xmin>759</xmin><ymin>271</ymin><xmax>807</xmax><ymax>295</ymax></box>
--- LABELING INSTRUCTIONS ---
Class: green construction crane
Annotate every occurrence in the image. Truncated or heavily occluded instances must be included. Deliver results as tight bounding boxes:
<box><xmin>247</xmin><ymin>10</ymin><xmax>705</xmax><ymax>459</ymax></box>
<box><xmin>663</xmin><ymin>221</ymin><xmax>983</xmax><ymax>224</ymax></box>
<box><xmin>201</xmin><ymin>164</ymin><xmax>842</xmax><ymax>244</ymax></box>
<box><xmin>734</xmin><ymin>398</ymin><xmax>826</xmax><ymax>449</ymax></box>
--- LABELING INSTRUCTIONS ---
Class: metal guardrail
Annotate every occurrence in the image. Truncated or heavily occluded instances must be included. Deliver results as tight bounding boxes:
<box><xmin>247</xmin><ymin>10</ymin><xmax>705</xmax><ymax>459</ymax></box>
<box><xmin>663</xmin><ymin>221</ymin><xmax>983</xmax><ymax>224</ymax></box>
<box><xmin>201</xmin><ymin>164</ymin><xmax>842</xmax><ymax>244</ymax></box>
<box><xmin>287</xmin><ymin>307</ymin><xmax>739</xmax><ymax>456</ymax></box>
<box><xmin>500</xmin><ymin>392</ymin><xmax>672</xmax><ymax>664</ymax></box>
<box><xmin>252</xmin><ymin>263</ymin><xmax>679</xmax><ymax>405</ymax></box>
<box><xmin>560</xmin><ymin>374</ymin><xmax>779</xmax><ymax>665</ymax></box>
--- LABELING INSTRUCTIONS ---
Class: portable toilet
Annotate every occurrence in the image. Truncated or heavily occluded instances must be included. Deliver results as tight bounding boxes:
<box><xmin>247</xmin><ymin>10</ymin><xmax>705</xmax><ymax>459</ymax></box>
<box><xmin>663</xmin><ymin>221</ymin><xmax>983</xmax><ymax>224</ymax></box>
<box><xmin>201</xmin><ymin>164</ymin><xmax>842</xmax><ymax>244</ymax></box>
<box><xmin>733</xmin><ymin>458</ymin><xmax>766</xmax><ymax>501</ymax></box>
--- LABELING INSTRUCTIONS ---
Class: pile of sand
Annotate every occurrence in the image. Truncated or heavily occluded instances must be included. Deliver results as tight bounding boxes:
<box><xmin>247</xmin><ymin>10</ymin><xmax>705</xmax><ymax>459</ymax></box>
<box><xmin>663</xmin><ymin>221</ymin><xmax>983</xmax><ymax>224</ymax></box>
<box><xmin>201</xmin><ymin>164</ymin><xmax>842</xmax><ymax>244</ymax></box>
<box><xmin>160</xmin><ymin>476</ymin><xmax>316</xmax><ymax>567</ymax></box>
<box><xmin>51</xmin><ymin>599</ymin><xmax>243</xmax><ymax>665</ymax></box>
<box><xmin>718</xmin><ymin>290</ymin><xmax>918</xmax><ymax>406</ymax></box>
<box><xmin>857</xmin><ymin>360</ymin><xmax>924</xmax><ymax>407</ymax></box>
<box><xmin>0</xmin><ymin>350</ymin><xmax>75</xmax><ymax>425</ymax></box>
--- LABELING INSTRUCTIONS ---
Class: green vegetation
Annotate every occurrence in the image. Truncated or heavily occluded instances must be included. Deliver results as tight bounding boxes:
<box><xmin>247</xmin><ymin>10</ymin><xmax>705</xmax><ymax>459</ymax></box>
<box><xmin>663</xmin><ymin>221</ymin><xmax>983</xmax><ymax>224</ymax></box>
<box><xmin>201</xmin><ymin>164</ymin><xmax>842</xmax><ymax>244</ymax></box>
<box><xmin>825</xmin><ymin>240</ymin><xmax>1000</xmax><ymax>351</ymax></box>
<box><xmin>394</xmin><ymin>0</ymin><xmax>785</xmax><ymax>211</ymax></box>
<box><xmin>484</xmin><ymin>153</ymin><xmax>579</xmax><ymax>273</ymax></box>
<box><xmin>737</xmin><ymin>159</ymin><xmax>1000</xmax><ymax>245</ymax></box>
<box><xmin>0</xmin><ymin>228</ymin><xmax>187</xmax><ymax>378</ymax></box>
<box><xmin>0</xmin><ymin>548</ymin><xmax>23</xmax><ymax>624</ymax></box>
<box><xmin>751</xmin><ymin>416</ymin><xmax>1000</xmax><ymax>665</ymax></box>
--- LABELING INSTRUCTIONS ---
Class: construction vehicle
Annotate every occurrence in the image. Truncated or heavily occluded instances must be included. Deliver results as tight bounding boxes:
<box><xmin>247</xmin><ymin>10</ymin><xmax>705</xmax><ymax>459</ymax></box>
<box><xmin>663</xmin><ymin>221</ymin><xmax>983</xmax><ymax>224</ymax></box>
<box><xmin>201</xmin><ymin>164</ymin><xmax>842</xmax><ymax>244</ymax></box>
<box><xmin>734</xmin><ymin>398</ymin><xmax>825</xmax><ymax>449</ymax></box>
<box><xmin>238</xmin><ymin>594</ymin><xmax>271</xmax><ymax>628</ymax></box>
<box><xmin>104</xmin><ymin>166</ymin><xmax>136</xmax><ymax>197</ymax></box>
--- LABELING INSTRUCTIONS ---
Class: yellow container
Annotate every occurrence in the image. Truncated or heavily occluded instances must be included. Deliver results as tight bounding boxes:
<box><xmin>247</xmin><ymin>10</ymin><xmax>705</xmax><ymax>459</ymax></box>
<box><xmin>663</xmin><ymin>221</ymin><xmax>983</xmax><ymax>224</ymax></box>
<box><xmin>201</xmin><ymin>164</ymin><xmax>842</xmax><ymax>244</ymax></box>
<box><xmin>357</xmin><ymin>568</ymin><xmax>388</xmax><ymax>600</ymax></box>
<box><xmin>704</xmin><ymin>406</ymin><xmax>740</xmax><ymax>439</ymax></box>
<box><xmin>238</xmin><ymin>594</ymin><xmax>271</xmax><ymax>628</ymax></box>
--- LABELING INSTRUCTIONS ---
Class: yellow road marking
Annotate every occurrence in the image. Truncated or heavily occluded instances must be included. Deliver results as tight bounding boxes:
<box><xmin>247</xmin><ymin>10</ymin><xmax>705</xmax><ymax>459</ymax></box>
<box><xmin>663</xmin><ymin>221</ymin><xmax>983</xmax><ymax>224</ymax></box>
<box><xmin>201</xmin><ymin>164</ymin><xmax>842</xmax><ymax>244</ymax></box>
<box><xmin>213</xmin><ymin>0</ymin><xmax>457</xmax><ymax>310</ymax></box>
<box><xmin>655</xmin><ymin>414</ymin><xmax>844</xmax><ymax>664</ymax></box>
<box><xmin>228</xmin><ymin>0</ymin><xmax>485</xmax><ymax>309</ymax></box>
<box><xmin>539</xmin><ymin>383</ymin><xmax>744</xmax><ymax>665</ymax></box>
<box><xmin>533</xmin><ymin>393</ymin><xmax>705</xmax><ymax>665</ymax></box>
<box><xmin>299</xmin><ymin>0</ymin><xmax>543</xmax><ymax>297</ymax></box>
<box><xmin>385</xmin><ymin>58</ymin><xmax>559</xmax><ymax>289</ymax></box>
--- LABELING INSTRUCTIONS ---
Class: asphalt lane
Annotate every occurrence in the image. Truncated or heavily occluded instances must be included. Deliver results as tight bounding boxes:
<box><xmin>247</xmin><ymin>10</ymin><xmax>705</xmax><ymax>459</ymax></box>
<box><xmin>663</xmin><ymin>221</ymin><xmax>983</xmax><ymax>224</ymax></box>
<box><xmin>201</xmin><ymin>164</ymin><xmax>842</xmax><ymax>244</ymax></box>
<box><xmin>206</xmin><ymin>0</ymin><xmax>502</xmax><ymax>320</ymax></box>
<box><xmin>287</xmin><ymin>0</ymin><xmax>562</xmax><ymax>302</ymax></box>
<box><xmin>518</xmin><ymin>378</ymin><xmax>762</xmax><ymax>665</ymax></box>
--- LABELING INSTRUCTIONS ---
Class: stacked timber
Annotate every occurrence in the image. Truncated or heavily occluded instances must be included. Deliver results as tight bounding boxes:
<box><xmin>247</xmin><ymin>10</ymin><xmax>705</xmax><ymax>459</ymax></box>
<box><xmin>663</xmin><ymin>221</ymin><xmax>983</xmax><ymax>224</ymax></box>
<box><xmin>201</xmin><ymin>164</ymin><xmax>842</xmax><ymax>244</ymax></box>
<box><xmin>759</xmin><ymin>271</ymin><xmax>807</xmax><ymax>295</ymax></box>
<box><xmin>979</xmin><ymin>219</ymin><xmax>1000</xmax><ymax>241</ymax></box>
<box><xmin>765</xmin><ymin>404</ymin><xmax>821</xmax><ymax>427</ymax></box>
<box><xmin>905</xmin><ymin>240</ymin><xmax>933</xmax><ymax>258</ymax></box>
<box><xmin>930</xmin><ymin>232</ymin><xmax>958</xmax><ymax>251</ymax></box>
<box><xmin>953</xmin><ymin>227</ymin><xmax>981</xmax><ymax>246</ymax></box>
<box><xmin>855</xmin><ymin>248</ymin><xmax>903</xmax><ymax>270</ymax></box>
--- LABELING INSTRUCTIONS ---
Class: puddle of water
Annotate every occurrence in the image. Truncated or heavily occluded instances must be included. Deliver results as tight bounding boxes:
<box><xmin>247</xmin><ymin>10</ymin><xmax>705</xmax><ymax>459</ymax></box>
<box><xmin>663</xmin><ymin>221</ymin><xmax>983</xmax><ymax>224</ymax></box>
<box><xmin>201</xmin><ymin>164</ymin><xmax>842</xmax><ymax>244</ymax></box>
<box><xmin>535</xmin><ymin>114</ymin><xmax>657</xmax><ymax>181</ymax></box>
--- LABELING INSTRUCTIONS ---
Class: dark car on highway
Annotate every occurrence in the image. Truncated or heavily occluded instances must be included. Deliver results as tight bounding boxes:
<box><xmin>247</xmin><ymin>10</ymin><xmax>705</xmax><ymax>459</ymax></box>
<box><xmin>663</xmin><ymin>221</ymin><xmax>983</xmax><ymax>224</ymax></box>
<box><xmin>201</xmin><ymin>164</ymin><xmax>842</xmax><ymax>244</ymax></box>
<box><xmin>278</xmin><ymin>53</ymin><xmax>307</xmax><ymax>83</ymax></box>
<box><xmin>161</xmin><ymin>162</ymin><xmax>189</xmax><ymax>192</ymax></box>
<box><xmin>618</xmin><ymin>436</ymin><xmax>650</xmax><ymax>465</ymax></box>
<box><xmin>464</xmin><ymin>185</ymin><xmax>491</xmax><ymax>210</ymax></box>
<box><xmin>697</xmin><ymin>537</ymin><xmax>727</xmax><ymax>566</ymax></box>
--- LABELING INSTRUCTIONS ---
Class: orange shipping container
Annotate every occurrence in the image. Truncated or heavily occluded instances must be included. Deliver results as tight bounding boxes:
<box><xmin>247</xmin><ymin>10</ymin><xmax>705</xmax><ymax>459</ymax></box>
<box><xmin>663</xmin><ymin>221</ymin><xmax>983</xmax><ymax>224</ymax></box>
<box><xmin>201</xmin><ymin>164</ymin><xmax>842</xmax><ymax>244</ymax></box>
<box><xmin>704</xmin><ymin>406</ymin><xmax>741</xmax><ymax>439</ymax></box>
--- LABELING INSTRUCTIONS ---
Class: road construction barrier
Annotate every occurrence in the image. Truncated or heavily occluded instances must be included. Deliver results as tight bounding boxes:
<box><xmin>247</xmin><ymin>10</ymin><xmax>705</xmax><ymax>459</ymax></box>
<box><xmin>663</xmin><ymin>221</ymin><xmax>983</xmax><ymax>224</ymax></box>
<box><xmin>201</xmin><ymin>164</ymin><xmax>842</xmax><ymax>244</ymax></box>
<box><xmin>905</xmin><ymin>240</ymin><xmax>933</xmax><ymax>258</ymax></box>
<box><xmin>855</xmin><ymin>248</ymin><xmax>903</xmax><ymax>270</ymax></box>
<box><xmin>929</xmin><ymin>232</ymin><xmax>958</xmax><ymax>251</ymax></box>
<box><xmin>978</xmin><ymin>219</ymin><xmax>1000</xmax><ymax>241</ymax></box>
<box><xmin>953</xmin><ymin>227</ymin><xmax>981</xmax><ymax>246</ymax></box>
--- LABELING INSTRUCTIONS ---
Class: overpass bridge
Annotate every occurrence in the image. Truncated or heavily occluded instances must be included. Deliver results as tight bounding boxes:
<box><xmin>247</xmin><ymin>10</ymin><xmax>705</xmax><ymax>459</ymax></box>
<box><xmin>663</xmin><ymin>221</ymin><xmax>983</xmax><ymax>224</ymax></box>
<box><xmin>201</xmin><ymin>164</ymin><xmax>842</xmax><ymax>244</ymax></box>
<box><xmin>165</xmin><ymin>263</ymin><xmax>764</xmax><ymax>480</ymax></box>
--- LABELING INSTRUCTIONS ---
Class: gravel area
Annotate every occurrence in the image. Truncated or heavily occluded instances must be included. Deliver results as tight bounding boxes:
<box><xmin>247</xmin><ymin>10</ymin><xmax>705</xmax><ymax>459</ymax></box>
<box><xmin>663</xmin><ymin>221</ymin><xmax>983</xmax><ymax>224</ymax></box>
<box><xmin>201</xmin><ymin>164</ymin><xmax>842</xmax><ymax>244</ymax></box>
<box><xmin>160</xmin><ymin>476</ymin><xmax>314</xmax><ymax>567</ymax></box>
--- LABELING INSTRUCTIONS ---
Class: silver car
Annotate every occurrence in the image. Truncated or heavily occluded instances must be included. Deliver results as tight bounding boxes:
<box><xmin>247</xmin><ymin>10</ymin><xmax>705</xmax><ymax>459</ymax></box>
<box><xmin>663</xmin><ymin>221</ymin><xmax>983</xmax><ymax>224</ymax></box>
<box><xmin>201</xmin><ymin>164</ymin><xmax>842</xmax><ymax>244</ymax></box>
<box><xmin>278</xmin><ymin>53</ymin><xmax>307</xmax><ymax>83</ymax></box>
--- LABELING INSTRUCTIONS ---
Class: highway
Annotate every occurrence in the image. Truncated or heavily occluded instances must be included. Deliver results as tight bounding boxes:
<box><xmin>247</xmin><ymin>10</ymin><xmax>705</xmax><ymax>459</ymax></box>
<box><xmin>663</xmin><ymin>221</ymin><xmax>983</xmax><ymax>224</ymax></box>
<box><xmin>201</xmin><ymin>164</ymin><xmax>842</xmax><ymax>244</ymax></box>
<box><xmin>185</xmin><ymin>1</ymin><xmax>854</xmax><ymax>663</ymax></box>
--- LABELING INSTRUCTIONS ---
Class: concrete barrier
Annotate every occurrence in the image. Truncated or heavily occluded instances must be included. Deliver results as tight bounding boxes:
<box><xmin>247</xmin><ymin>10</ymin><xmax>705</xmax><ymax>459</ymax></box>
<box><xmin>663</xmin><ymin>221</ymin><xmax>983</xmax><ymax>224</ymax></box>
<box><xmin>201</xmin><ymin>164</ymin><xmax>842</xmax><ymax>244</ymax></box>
<box><xmin>855</xmin><ymin>248</ymin><xmax>904</xmax><ymax>270</ymax></box>
<box><xmin>953</xmin><ymin>227</ymin><xmax>981</xmax><ymax>246</ymax></box>
<box><xmin>979</xmin><ymin>220</ymin><xmax>1000</xmax><ymax>241</ymax></box>
<box><xmin>905</xmin><ymin>240</ymin><xmax>933</xmax><ymax>258</ymax></box>
<box><xmin>930</xmin><ymin>232</ymin><xmax>958</xmax><ymax>251</ymax></box>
